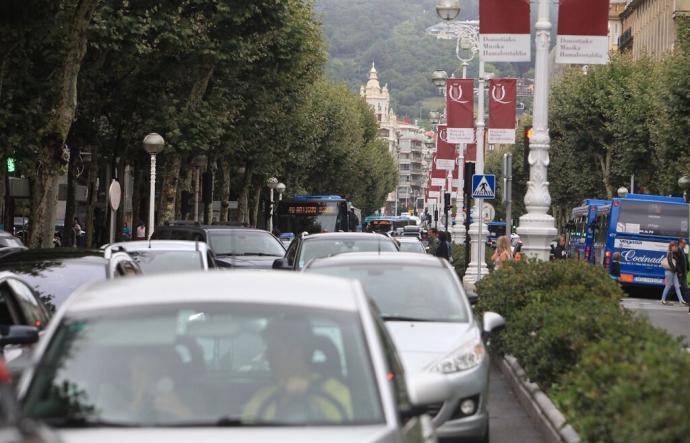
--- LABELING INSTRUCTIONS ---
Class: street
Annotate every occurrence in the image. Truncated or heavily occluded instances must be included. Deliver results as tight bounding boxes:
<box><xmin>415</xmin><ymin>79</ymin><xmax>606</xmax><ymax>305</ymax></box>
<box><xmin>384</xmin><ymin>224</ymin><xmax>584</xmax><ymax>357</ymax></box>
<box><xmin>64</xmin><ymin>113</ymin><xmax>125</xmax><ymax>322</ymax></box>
<box><xmin>488</xmin><ymin>364</ymin><xmax>546</xmax><ymax>443</ymax></box>
<box><xmin>621</xmin><ymin>297</ymin><xmax>689</xmax><ymax>348</ymax></box>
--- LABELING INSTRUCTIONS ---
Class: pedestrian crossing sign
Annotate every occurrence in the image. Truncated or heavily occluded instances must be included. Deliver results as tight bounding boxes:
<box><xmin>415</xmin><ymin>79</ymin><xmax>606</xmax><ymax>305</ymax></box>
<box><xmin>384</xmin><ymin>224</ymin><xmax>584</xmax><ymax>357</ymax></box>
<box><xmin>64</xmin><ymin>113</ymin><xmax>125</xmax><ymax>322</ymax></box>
<box><xmin>472</xmin><ymin>174</ymin><xmax>496</xmax><ymax>199</ymax></box>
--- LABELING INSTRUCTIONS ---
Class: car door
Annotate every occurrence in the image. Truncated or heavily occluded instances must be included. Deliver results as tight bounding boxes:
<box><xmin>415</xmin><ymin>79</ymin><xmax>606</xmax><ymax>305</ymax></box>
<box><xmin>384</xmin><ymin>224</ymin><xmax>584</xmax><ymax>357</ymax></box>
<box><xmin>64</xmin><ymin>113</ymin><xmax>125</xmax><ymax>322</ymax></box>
<box><xmin>371</xmin><ymin>312</ymin><xmax>433</xmax><ymax>443</ymax></box>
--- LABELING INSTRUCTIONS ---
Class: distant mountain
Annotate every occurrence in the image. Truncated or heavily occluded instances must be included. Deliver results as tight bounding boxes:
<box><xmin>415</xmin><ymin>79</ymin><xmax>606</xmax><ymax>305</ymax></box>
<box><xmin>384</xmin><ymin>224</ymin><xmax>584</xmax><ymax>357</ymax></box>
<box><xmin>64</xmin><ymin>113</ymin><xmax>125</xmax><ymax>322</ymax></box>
<box><xmin>315</xmin><ymin>0</ymin><xmax>552</xmax><ymax>120</ymax></box>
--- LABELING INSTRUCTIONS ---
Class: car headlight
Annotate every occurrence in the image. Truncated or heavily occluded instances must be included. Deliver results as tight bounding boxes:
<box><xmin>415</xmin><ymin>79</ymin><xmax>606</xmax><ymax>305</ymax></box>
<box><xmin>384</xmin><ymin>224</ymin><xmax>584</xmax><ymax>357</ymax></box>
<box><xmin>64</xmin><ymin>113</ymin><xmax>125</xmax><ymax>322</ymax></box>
<box><xmin>429</xmin><ymin>340</ymin><xmax>485</xmax><ymax>374</ymax></box>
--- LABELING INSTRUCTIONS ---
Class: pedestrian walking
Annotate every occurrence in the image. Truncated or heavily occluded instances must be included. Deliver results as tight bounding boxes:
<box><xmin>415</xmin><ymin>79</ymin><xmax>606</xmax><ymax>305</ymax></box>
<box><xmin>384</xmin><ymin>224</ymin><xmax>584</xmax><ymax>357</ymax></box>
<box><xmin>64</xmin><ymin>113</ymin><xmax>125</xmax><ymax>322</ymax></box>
<box><xmin>136</xmin><ymin>221</ymin><xmax>146</xmax><ymax>240</ymax></box>
<box><xmin>491</xmin><ymin>235</ymin><xmax>512</xmax><ymax>271</ymax></box>
<box><xmin>660</xmin><ymin>241</ymin><xmax>688</xmax><ymax>305</ymax></box>
<box><xmin>611</xmin><ymin>252</ymin><xmax>621</xmax><ymax>280</ymax></box>
<box><xmin>435</xmin><ymin>231</ymin><xmax>451</xmax><ymax>261</ymax></box>
<box><xmin>428</xmin><ymin>228</ymin><xmax>440</xmax><ymax>255</ymax></box>
<box><xmin>677</xmin><ymin>238</ymin><xmax>689</xmax><ymax>302</ymax></box>
<box><xmin>72</xmin><ymin>217</ymin><xmax>83</xmax><ymax>248</ymax></box>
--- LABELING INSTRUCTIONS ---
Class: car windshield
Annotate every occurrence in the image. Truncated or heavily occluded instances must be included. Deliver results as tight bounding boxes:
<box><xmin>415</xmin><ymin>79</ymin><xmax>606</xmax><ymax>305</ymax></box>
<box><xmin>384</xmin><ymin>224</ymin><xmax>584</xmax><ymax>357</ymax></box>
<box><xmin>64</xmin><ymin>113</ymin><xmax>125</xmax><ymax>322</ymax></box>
<box><xmin>22</xmin><ymin>303</ymin><xmax>384</xmax><ymax>427</ymax></box>
<box><xmin>0</xmin><ymin>238</ymin><xmax>23</xmax><ymax>248</ymax></box>
<box><xmin>207</xmin><ymin>231</ymin><xmax>285</xmax><ymax>257</ymax></box>
<box><xmin>398</xmin><ymin>241</ymin><xmax>425</xmax><ymax>254</ymax></box>
<box><xmin>299</xmin><ymin>238</ymin><xmax>397</xmax><ymax>268</ymax></box>
<box><xmin>308</xmin><ymin>265</ymin><xmax>468</xmax><ymax>322</ymax></box>
<box><xmin>128</xmin><ymin>251</ymin><xmax>204</xmax><ymax>274</ymax></box>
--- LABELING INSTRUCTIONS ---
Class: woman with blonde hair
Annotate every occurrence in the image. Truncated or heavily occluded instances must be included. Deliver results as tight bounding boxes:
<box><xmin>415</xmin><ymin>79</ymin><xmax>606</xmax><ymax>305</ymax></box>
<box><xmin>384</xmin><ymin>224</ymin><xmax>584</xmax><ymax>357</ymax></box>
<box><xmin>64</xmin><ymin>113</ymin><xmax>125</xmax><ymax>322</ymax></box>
<box><xmin>492</xmin><ymin>235</ymin><xmax>512</xmax><ymax>271</ymax></box>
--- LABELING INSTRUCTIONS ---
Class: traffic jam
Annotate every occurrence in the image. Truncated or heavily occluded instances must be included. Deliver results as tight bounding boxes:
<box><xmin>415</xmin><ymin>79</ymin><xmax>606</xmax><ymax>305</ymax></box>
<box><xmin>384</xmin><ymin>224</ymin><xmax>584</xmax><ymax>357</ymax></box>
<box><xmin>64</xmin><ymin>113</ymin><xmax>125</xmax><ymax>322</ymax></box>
<box><xmin>0</xmin><ymin>195</ymin><xmax>503</xmax><ymax>443</ymax></box>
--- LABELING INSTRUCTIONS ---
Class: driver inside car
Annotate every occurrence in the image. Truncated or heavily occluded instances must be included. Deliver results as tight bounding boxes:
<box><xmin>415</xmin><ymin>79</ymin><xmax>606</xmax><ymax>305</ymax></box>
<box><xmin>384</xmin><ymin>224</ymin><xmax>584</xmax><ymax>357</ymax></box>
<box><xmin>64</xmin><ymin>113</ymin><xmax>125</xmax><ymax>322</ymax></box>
<box><xmin>243</xmin><ymin>316</ymin><xmax>353</xmax><ymax>424</ymax></box>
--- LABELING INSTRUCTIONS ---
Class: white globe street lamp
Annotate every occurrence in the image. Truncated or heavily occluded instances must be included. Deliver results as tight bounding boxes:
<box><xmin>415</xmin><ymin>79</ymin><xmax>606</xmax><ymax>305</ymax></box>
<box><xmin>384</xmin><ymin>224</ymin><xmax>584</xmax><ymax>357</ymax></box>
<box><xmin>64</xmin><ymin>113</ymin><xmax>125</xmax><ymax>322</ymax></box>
<box><xmin>276</xmin><ymin>182</ymin><xmax>286</xmax><ymax>200</ymax></box>
<box><xmin>431</xmin><ymin>70</ymin><xmax>449</xmax><ymax>89</ymax></box>
<box><xmin>267</xmin><ymin>177</ymin><xmax>279</xmax><ymax>232</ymax></box>
<box><xmin>143</xmin><ymin>133</ymin><xmax>165</xmax><ymax>239</ymax></box>
<box><xmin>436</xmin><ymin>0</ymin><xmax>461</xmax><ymax>21</ymax></box>
<box><xmin>617</xmin><ymin>186</ymin><xmax>630</xmax><ymax>198</ymax></box>
<box><xmin>677</xmin><ymin>177</ymin><xmax>690</xmax><ymax>202</ymax></box>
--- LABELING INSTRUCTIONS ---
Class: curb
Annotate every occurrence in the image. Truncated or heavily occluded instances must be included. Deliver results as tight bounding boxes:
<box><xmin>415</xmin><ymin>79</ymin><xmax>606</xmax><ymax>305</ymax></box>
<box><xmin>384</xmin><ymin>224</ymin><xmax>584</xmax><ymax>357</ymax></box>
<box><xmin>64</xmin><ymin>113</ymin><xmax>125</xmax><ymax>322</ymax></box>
<box><xmin>497</xmin><ymin>355</ymin><xmax>580</xmax><ymax>443</ymax></box>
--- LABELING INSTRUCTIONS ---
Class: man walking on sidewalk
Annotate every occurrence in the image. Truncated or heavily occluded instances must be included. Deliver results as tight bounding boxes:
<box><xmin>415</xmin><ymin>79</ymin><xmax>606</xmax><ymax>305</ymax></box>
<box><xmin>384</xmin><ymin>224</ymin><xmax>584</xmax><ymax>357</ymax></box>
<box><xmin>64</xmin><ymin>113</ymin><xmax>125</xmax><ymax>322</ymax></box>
<box><xmin>678</xmin><ymin>239</ymin><xmax>689</xmax><ymax>303</ymax></box>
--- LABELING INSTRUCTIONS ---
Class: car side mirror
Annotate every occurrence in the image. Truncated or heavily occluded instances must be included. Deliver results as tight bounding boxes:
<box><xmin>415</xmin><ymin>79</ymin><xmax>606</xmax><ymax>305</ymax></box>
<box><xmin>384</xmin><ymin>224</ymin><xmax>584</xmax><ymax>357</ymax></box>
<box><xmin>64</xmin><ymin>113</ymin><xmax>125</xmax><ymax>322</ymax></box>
<box><xmin>483</xmin><ymin>312</ymin><xmax>506</xmax><ymax>335</ymax></box>
<box><xmin>406</xmin><ymin>372</ymin><xmax>451</xmax><ymax>408</ymax></box>
<box><xmin>0</xmin><ymin>325</ymin><xmax>39</xmax><ymax>347</ymax></box>
<box><xmin>272</xmin><ymin>258</ymin><xmax>290</xmax><ymax>270</ymax></box>
<box><xmin>468</xmin><ymin>294</ymin><xmax>479</xmax><ymax>306</ymax></box>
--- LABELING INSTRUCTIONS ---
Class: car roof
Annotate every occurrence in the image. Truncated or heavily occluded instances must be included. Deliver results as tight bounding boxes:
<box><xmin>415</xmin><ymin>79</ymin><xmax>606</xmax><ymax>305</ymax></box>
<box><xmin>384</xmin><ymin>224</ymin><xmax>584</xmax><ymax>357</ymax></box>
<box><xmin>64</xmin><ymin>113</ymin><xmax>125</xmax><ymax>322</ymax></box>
<box><xmin>105</xmin><ymin>240</ymin><xmax>207</xmax><ymax>252</ymax></box>
<box><xmin>396</xmin><ymin>237</ymin><xmax>422</xmax><ymax>243</ymax></box>
<box><xmin>64</xmin><ymin>271</ymin><xmax>362</xmax><ymax>313</ymax></box>
<box><xmin>302</xmin><ymin>232</ymin><xmax>392</xmax><ymax>241</ymax></box>
<box><xmin>160</xmin><ymin>224</ymin><xmax>266</xmax><ymax>233</ymax></box>
<box><xmin>306</xmin><ymin>252</ymin><xmax>445</xmax><ymax>268</ymax></box>
<box><xmin>0</xmin><ymin>248</ymin><xmax>105</xmax><ymax>263</ymax></box>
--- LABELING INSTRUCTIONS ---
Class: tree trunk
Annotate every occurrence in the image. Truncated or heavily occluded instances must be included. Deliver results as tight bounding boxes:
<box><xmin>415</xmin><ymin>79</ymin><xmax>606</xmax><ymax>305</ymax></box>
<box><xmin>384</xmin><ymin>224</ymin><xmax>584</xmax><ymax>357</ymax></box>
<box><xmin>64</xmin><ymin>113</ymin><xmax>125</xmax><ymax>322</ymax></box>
<box><xmin>238</xmin><ymin>164</ymin><xmax>253</xmax><ymax>226</ymax></box>
<box><xmin>85</xmin><ymin>147</ymin><xmax>98</xmax><ymax>248</ymax></box>
<box><xmin>250</xmin><ymin>177</ymin><xmax>262</xmax><ymax>229</ymax></box>
<box><xmin>596</xmin><ymin>150</ymin><xmax>614</xmax><ymax>199</ymax></box>
<box><xmin>219</xmin><ymin>158</ymin><xmax>231</xmax><ymax>223</ymax></box>
<box><xmin>28</xmin><ymin>0</ymin><xmax>99</xmax><ymax>248</ymax></box>
<box><xmin>158</xmin><ymin>153</ymin><xmax>181</xmax><ymax>225</ymax></box>
<box><xmin>63</xmin><ymin>145</ymin><xmax>80</xmax><ymax>247</ymax></box>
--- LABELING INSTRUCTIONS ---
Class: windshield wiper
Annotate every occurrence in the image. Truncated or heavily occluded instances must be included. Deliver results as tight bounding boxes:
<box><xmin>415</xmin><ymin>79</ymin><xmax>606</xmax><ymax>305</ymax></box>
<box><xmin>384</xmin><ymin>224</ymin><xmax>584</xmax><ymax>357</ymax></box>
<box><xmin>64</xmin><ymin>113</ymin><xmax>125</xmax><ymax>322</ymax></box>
<box><xmin>215</xmin><ymin>417</ymin><xmax>293</xmax><ymax>427</ymax></box>
<box><xmin>46</xmin><ymin>417</ymin><xmax>140</xmax><ymax>428</ymax></box>
<box><xmin>240</xmin><ymin>252</ymin><xmax>281</xmax><ymax>256</ymax></box>
<box><xmin>381</xmin><ymin>315</ymin><xmax>433</xmax><ymax>322</ymax></box>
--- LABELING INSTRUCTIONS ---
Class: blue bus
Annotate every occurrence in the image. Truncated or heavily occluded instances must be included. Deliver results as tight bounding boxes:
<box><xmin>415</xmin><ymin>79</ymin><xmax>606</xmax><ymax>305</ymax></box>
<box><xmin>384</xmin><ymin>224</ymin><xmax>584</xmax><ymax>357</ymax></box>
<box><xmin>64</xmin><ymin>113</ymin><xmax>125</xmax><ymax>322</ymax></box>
<box><xmin>276</xmin><ymin>195</ymin><xmax>360</xmax><ymax>235</ymax></box>
<box><xmin>568</xmin><ymin>199</ymin><xmax>610</xmax><ymax>263</ymax></box>
<box><xmin>570</xmin><ymin>194</ymin><xmax>689</xmax><ymax>287</ymax></box>
<box><xmin>362</xmin><ymin>215</ymin><xmax>417</xmax><ymax>234</ymax></box>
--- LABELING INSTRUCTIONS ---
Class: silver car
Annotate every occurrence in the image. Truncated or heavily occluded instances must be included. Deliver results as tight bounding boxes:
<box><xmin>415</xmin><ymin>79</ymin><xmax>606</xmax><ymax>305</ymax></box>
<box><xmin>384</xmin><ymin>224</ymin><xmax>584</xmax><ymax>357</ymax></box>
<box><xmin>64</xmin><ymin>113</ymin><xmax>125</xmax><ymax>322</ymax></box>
<box><xmin>396</xmin><ymin>238</ymin><xmax>427</xmax><ymax>254</ymax></box>
<box><xmin>103</xmin><ymin>240</ymin><xmax>216</xmax><ymax>274</ymax></box>
<box><xmin>303</xmin><ymin>253</ymin><xmax>506</xmax><ymax>443</ymax></box>
<box><xmin>17</xmin><ymin>271</ymin><xmax>451</xmax><ymax>443</ymax></box>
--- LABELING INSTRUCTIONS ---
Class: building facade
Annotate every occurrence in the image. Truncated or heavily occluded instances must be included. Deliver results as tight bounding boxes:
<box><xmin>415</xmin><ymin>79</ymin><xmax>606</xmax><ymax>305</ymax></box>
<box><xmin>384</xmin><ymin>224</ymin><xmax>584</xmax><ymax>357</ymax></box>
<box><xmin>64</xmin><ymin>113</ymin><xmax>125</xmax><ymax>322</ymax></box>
<box><xmin>360</xmin><ymin>64</ymin><xmax>430</xmax><ymax>215</ymax></box>
<box><xmin>618</xmin><ymin>0</ymin><xmax>690</xmax><ymax>58</ymax></box>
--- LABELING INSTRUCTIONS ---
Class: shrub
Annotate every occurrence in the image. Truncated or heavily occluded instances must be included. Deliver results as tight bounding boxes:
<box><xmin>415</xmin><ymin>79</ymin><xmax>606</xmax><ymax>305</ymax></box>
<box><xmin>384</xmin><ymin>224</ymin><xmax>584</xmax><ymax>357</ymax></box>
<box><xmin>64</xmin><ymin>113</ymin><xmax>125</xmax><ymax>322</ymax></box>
<box><xmin>553</xmin><ymin>323</ymin><xmax>690</xmax><ymax>443</ymax></box>
<box><xmin>476</xmin><ymin>260</ymin><xmax>623</xmax><ymax>323</ymax></box>
<box><xmin>503</xmin><ymin>293</ymin><xmax>630</xmax><ymax>389</ymax></box>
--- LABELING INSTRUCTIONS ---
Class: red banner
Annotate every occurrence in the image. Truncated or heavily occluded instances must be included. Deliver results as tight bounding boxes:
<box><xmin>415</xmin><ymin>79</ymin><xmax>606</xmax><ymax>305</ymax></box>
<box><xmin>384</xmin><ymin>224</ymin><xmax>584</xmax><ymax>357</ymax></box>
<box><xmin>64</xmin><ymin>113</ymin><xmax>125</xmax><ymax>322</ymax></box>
<box><xmin>446</xmin><ymin>79</ymin><xmax>475</xmax><ymax>144</ymax></box>
<box><xmin>488</xmin><ymin>79</ymin><xmax>517</xmax><ymax>144</ymax></box>
<box><xmin>557</xmin><ymin>0</ymin><xmax>610</xmax><ymax>65</ymax></box>
<box><xmin>479</xmin><ymin>0</ymin><xmax>530</xmax><ymax>62</ymax></box>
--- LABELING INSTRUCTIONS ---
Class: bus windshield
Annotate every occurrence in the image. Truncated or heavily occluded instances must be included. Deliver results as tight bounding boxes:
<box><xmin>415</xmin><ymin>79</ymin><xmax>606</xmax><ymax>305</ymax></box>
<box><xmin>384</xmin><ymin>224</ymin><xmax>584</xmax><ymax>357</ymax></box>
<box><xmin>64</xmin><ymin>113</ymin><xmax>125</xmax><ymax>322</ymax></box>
<box><xmin>616</xmin><ymin>200</ymin><xmax>688</xmax><ymax>238</ymax></box>
<box><xmin>277</xmin><ymin>201</ymin><xmax>340</xmax><ymax>234</ymax></box>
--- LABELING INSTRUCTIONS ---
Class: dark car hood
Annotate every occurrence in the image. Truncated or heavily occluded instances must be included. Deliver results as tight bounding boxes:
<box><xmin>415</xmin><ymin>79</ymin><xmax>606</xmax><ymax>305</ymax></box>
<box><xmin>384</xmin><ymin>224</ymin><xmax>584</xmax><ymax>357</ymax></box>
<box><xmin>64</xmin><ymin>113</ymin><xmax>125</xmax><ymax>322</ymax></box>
<box><xmin>214</xmin><ymin>255</ymin><xmax>280</xmax><ymax>269</ymax></box>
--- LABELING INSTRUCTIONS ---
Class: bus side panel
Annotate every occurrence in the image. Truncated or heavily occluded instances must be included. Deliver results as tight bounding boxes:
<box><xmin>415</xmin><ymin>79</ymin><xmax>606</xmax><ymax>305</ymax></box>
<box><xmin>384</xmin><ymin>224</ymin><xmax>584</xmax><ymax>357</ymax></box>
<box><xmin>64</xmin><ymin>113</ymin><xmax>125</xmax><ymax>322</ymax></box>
<box><xmin>611</xmin><ymin>236</ymin><xmax>667</xmax><ymax>286</ymax></box>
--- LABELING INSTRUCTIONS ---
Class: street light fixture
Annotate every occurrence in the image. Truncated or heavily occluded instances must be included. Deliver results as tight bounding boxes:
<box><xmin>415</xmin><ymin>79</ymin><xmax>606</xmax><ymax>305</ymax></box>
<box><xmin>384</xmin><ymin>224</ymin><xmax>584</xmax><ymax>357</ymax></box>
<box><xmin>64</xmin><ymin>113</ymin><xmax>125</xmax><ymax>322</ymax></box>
<box><xmin>267</xmin><ymin>177</ymin><xmax>279</xmax><ymax>233</ymax></box>
<box><xmin>276</xmin><ymin>182</ymin><xmax>286</xmax><ymax>201</ymax></box>
<box><xmin>431</xmin><ymin>70</ymin><xmax>449</xmax><ymax>89</ymax></box>
<box><xmin>678</xmin><ymin>176</ymin><xmax>690</xmax><ymax>202</ymax></box>
<box><xmin>617</xmin><ymin>186</ymin><xmax>629</xmax><ymax>198</ymax></box>
<box><xmin>143</xmin><ymin>133</ymin><xmax>165</xmax><ymax>239</ymax></box>
<box><xmin>435</xmin><ymin>0</ymin><xmax>460</xmax><ymax>21</ymax></box>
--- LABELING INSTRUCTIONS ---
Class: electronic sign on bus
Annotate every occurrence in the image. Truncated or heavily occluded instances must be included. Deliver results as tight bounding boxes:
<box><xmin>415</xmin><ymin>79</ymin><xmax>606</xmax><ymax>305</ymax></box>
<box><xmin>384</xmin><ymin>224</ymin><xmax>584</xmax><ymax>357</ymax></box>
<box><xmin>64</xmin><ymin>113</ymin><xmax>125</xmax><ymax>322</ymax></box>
<box><xmin>287</xmin><ymin>203</ymin><xmax>338</xmax><ymax>216</ymax></box>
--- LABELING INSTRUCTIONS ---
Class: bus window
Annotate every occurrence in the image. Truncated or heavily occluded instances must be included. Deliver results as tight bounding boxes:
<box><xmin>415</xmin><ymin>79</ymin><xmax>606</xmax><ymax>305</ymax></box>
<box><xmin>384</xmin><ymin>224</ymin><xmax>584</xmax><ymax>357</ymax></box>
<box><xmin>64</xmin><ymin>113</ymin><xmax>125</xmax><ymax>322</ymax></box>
<box><xmin>616</xmin><ymin>200</ymin><xmax>689</xmax><ymax>238</ymax></box>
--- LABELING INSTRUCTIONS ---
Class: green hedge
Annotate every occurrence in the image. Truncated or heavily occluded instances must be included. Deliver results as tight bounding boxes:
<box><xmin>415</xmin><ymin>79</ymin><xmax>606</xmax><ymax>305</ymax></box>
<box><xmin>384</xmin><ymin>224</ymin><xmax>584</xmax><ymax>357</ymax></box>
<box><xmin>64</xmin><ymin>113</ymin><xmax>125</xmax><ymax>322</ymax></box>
<box><xmin>476</xmin><ymin>260</ymin><xmax>690</xmax><ymax>442</ymax></box>
<box><xmin>450</xmin><ymin>244</ymin><xmax>494</xmax><ymax>279</ymax></box>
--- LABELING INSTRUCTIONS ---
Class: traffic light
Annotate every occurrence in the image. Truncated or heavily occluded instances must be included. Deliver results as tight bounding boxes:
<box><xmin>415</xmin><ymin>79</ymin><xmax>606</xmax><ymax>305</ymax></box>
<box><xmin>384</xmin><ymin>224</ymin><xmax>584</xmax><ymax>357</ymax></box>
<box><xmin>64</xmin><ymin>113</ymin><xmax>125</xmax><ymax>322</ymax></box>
<box><xmin>433</xmin><ymin>209</ymin><xmax>438</xmax><ymax>221</ymax></box>
<box><xmin>6</xmin><ymin>158</ymin><xmax>15</xmax><ymax>173</ymax></box>
<box><xmin>523</xmin><ymin>126</ymin><xmax>533</xmax><ymax>173</ymax></box>
<box><xmin>444</xmin><ymin>192</ymin><xmax>452</xmax><ymax>212</ymax></box>
<box><xmin>464</xmin><ymin>162</ymin><xmax>476</xmax><ymax>196</ymax></box>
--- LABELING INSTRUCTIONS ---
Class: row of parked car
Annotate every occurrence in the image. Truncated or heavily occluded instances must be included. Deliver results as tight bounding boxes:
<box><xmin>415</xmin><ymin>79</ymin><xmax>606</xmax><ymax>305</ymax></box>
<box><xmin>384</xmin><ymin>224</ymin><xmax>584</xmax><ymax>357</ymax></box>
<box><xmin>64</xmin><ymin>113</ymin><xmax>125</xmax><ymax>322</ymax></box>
<box><xmin>0</xmin><ymin>222</ymin><xmax>504</xmax><ymax>443</ymax></box>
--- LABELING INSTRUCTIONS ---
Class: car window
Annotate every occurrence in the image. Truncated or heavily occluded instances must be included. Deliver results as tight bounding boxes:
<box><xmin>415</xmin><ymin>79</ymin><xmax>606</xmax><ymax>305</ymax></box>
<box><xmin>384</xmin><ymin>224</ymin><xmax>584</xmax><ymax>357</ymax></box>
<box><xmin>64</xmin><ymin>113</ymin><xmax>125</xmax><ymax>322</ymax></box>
<box><xmin>398</xmin><ymin>241</ymin><xmax>425</xmax><ymax>253</ymax></box>
<box><xmin>23</xmin><ymin>303</ymin><xmax>384</xmax><ymax>427</ymax></box>
<box><xmin>207</xmin><ymin>231</ymin><xmax>285</xmax><ymax>257</ymax></box>
<box><xmin>307</xmin><ymin>265</ymin><xmax>468</xmax><ymax>322</ymax></box>
<box><xmin>0</xmin><ymin>285</ymin><xmax>20</xmax><ymax>326</ymax></box>
<box><xmin>286</xmin><ymin>241</ymin><xmax>298</xmax><ymax>266</ymax></box>
<box><xmin>128</xmin><ymin>251</ymin><xmax>204</xmax><ymax>274</ymax></box>
<box><xmin>298</xmin><ymin>238</ymin><xmax>397</xmax><ymax>268</ymax></box>
<box><xmin>7</xmin><ymin>279</ymin><xmax>49</xmax><ymax>329</ymax></box>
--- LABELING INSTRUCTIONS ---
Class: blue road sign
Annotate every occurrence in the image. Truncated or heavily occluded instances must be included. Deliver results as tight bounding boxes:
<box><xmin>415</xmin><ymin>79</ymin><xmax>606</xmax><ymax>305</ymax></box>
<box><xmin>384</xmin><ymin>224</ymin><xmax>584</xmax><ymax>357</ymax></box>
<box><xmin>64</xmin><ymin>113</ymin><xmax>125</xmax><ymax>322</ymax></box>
<box><xmin>472</xmin><ymin>174</ymin><xmax>496</xmax><ymax>199</ymax></box>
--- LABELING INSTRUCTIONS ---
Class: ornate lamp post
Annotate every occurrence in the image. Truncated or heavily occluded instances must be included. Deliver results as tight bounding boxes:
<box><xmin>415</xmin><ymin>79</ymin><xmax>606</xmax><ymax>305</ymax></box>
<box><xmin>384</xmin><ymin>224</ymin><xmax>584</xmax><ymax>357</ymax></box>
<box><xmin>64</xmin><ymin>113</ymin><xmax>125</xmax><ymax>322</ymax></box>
<box><xmin>191</xmin><ymin>155</ymin><xmax>207</xmax><ymax>222</ymax></box>
<box><xmin>516</xmin><ymin>0</ymin><xmax>558</xmax><ymax>260</ymax></box>
<box><xmin>435</xmin><ymin>0</ymin><xmax>460</xmax><ymax>21</ymax></box>
<box><xmin>143</xmin><ymin>133</ymin><xmax>165</xmax><ymax>239</ymax></box>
